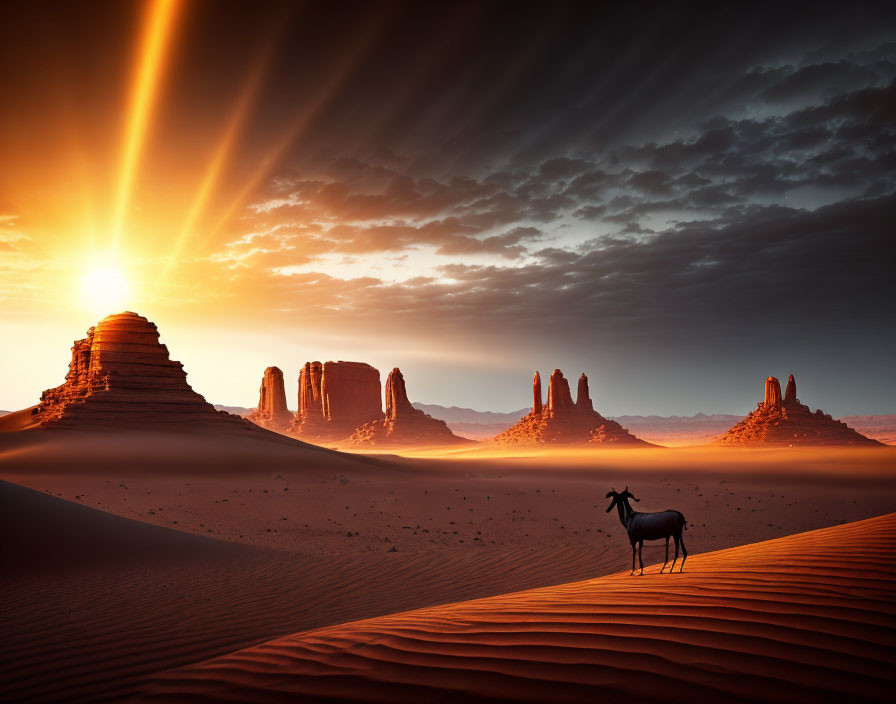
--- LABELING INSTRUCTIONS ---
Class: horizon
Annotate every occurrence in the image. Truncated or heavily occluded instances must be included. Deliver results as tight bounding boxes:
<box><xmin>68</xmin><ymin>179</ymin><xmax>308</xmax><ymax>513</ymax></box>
<box><xmin>2</xmin><ymin>1</ymin><xmax>896</xmax><ymax>416</ymax></box>
<box><xmin>1</xmin><ymin>306</ymin><xmax>891</xmax><ymax>419</ymax></box>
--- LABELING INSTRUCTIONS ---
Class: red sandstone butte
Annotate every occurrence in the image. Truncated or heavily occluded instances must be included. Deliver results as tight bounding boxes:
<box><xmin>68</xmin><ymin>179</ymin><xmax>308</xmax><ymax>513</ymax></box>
<box><xmin>247</xmin><ymin>367</ymin><xmax>292</xmax><ymax>430</ymax></box>
<box><xmin>492</xmin><ymin>369</ymin><xmax>648</xmax><ymax>446</ymax></box>
<box><xmin>289</xmin><ymin>361</ymin><xmax>383</xmax><ymax>441</ymax></box>
<box><xmin>717</xmin><ymin>374</ymin><xmax>881</xmax><ymax>446</ymax></box>
<box><xmin>349</xmin><ymin>368</ymin><xmax>467</xmax><ymax>447</ymax></box>
<box><xmin>26</xmin><ymin>312</ymin><xmax>250</xmax><ymax>431</ymax></box>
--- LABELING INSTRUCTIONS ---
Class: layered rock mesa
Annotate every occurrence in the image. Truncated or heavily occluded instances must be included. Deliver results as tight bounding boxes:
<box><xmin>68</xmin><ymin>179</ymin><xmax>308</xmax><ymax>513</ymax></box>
<box><xmin>31</xmin><ymin>312</ymin><xmax>249</xmax><ymax>431</ymax></box>
<box><xmin>247</xmin><ymin>367</ymin><xmax>292</xmax><ymax>430</ymax></box>
<box><xmin>289</xmin><ymin>361</ymin><xmax>383</xmax><ymax>441</ymax></box>
<box><xmin>349</xmin><ymin>368</ymin><xmax>467</xmax><ymax>447</ymax></box>
<box><xmin>717</xmin><ymin>374</ymin><xmax>881</xmax><ymax>446</ymax></box>
<box><xmin>492</xmin><ymin>370</ymin><xmax>649</xmax><ymax>446</ymax></box>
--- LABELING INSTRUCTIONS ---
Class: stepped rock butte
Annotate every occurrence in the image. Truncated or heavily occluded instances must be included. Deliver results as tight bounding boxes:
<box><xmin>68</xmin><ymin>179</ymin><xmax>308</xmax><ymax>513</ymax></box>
<box><xmin>25</xmin><ymin>312</ymin><xmax>250</xmax><ymax>431</ymax></box>
<box><xmin>717</xmin><ymin>374</ymin><xmax>881</xmax><ymax>445</ymax></box>
<box><xmin>289</xmin><ymin>361</ymin><xmax>383</xmax><ymax>441</ymax></box>
<box><xmin>349</xmin><ymin>368</ymin><xmax>467</xmax><ymax>446</ymax></box>
<box><xmin>492</xmin><ymin>369</ymin><xmax>648</xmax><ymax>445</ymax></box>
<box><xmin>246</xmin><ymin>367</ymin><xmax>292</xmax><ymax>430</ymax></box>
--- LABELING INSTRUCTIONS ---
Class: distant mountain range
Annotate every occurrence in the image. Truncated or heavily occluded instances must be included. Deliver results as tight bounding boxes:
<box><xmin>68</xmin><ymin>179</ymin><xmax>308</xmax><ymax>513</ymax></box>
<box><xmin>410</xmin><ymin>404</ymin><xmax>744</xmax><ymax>443</ymax></box>
<box><xmin>411</xmin><ymin>403</ymin><xmax>529</xmax><ymax>424</ymax></box>
<box><xmin>214</xmin><ymin>405</ymin><xmax>253</xmax><ymax>417</ymax></box>
<box><xmin>221</xmin><ymin>403</ymin><xmax>895</xmax><ymax>445</ymax></box>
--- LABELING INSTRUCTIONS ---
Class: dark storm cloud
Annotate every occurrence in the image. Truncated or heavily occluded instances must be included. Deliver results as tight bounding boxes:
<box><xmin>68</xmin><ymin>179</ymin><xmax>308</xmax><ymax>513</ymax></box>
<box><xmin>275</xmin><ymin>194</ymin><xmax>895</xmax><ymax>344</ymax></box>
<box><xmin>199</xmin><ymin>1</ymin><xmax>896</xmax><ymax>408</ymax></box>
<box><xmin>235</xmin><ymin>72</ymin><xmax>895</xmax><ymax>271</ymax></box>
<box><xmin>236</xmin><ymin>193</ymin><xmax>895</xmax><ymax>354</ymax></box>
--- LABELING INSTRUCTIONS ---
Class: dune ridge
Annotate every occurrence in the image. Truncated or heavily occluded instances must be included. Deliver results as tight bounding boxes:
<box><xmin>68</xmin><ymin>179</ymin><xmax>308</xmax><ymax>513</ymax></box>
<box><xmin>137</xmin><ymin>513</ymin><xmax>896</xmax><ymax>703</ymax></box>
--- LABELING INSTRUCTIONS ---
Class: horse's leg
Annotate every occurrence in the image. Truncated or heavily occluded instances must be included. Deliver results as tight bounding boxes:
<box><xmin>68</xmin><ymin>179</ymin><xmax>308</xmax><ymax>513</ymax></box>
<box><xmin>679</xmin><ymin>533</ymin><xmax>687</xmax><ymax>572</ymax></box>
<box><xmin>631</xmin><ymin>541</ymin><xmax>636</xmax><ymax>575</ymax></box>
<box><xmin>638</xmin><ymin>540</ymin><xmax>644</xmax><ymax>575</ymax></box>
<box><xmin>670</xmin><ymin>535</ymin><xmax>679</xmax><ymax>572</ymax></box>
<box><xmin>660</xmin><ymin>536</ymin><xmax>669</xmax><ymax>573</ymax></box>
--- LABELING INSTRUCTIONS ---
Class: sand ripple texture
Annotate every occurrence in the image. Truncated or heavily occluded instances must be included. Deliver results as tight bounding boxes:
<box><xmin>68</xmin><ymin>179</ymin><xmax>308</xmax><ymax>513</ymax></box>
<box><xmin>0</xmin><ymin>483</ymin><xmax>624</xmax><ymax>703</ymax></box>
<box><xmin>137</xmin><ymin>513</ymin><xmax>896</xmax><ymax>703</ymax></box>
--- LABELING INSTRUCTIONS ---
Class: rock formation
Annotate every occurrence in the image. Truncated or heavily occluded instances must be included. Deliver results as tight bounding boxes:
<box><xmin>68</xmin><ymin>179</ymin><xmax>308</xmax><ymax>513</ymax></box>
<box><xmin>29</xmin><ymin>312</ymin><xmax>250</xmax><ymax>431</ymax></box>
<box><xmin>298</xmin><ymin>361</ymin><xmax>324</xmax><ymax>418</ymax></box>
<box><xmin>547</xmin><ymin>369</ymin><xmax>574</xmax><ymax>411</ymax></box>
<box><xmin>764</xmin><ymin>376</ymin><xmax>782</xmax><ymax>409</ymax></box>
<box><xmin>532</xmin><ymin>372</ymin><xmax>542</xmax><ymax>414</ymax></box>
<box><xmin>784</xmin><ymin>374</ymin><xmax>797</xmax><ymax>405</ymax></box>
<box><xmin>717</xmin><ymin>374</ymin><xmax>881</xmax><ymax>446</ymax></box>
<box><xmin>576</xmin><ymin>373</ymin><xmax>593</xmax><ymax>411</ymax></box>
<box><xmin>492</xmin><ymin>370</ymin><xmax>649</xmax><ymax>446</ymax></box>
<box><xmin>289</xmin><ymin>361</ymin><xmax>383</xmax><ymax>441</ymax></box>
<box><xmin>247</xmin><ymin>367</ymin><xmax>292</xmax><ymax>430</ymax></box>
<box><xmin>349</xmin><ymin>368</ymin><xmax>467</xmax><ymax>447</ymax></box>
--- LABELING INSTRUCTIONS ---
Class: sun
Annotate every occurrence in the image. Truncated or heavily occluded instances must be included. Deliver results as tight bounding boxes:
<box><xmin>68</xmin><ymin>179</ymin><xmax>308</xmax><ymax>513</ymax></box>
<box><xmin>79</xmin><ymin>267</ymin><xmax>131</xmax><ymax>314</ymax></box>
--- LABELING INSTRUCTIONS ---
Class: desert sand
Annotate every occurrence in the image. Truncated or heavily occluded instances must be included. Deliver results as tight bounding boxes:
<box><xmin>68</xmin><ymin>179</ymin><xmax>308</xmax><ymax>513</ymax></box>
<box><xmin>135</xmin><ymin>512</ymin><xmax>896</xmax><ymax>703</ymax></box>
<box><xmin>2</xmin><ymin>428</ymin><xmax>895</xmax><ymax>702</ymax></box>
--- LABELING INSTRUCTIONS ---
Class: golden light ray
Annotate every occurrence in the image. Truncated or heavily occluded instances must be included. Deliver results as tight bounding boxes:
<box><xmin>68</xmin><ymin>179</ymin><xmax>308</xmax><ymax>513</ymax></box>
<box><xmin>201</xmin><ymin>7</ymin><xmax>394</xmax><ymax>248</ymax></box>
<box><xmin>110</xmin><ymin>0</ymin><xmax>181</xmax><ymax>251</ymax></box>
<box><xmin>162</xmin><ymin>43</ymin><xmax>276</xmax><ymax>276</ymax></box>
<box><xmin>337</xmin><ymin>7</ymin><xmax>476</xmax><ymax>159</ymax></box>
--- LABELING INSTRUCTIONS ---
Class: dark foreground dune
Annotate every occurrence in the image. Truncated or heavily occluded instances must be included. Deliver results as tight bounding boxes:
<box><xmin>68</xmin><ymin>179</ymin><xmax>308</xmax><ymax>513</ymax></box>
<box><xmin>136</xmin><ymin>513</ymin><xmax>896</xmax><ymax>704</ymax></box>
<box><xmin>0</xmin><ymin>480</ymin><xmax>626</xmax><ymax>703</ymax></box>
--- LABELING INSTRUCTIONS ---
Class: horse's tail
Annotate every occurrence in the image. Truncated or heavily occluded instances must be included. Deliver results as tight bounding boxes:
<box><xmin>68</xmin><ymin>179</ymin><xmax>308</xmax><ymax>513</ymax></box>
<box><xmin>677</xmin><ymin>511</ymin><xmax>687</xmax><ymax>530</ymax></box>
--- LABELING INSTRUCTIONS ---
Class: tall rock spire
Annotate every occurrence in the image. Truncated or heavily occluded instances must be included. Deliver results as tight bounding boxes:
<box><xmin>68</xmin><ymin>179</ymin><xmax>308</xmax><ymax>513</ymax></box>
<box><xmin>385</xmin><ymin>367</ymin><xmax>414</xmax><ymax>420</ymax></box>
<box><xmin>532</xmin><ymin>372</ymin><xmax>543</xmax><ymax>414</ymax></box>
<box><xmin>259</xmin><ymin>367</ymin><xmax>288</xmax><ymax>414</ymax></box>
<box><xmin>784</xmin><ymin>374</ymin><xmax>797</xmax><ymax>405</ymax></box>
<box><xmin>546</xmin><ymin>369</ymin><xmax>575</xmax><ymax>412</ymax></box>
<box><xmin>248</xmin><ymin>366</ymin><xmax>292</xmax><ymax>430</ymax></box>
<box><xmin>576</xmin><ymin>373</ymin><xmax>593</xmax><ymax>411</ymax></box>
<box><xmin>764</xmin><ymin>376</ymin><xmax>782</xmax><ymax>409</ymax></box>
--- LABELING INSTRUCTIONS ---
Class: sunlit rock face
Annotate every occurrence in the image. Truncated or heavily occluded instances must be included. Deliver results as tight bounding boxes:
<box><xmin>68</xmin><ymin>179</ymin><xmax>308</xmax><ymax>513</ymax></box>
<box><xmin>492</xmin><ymin>369</ymin><xmax>648</xmax><ymax>446</ymax></box>
<box><xmin>718</xmin><ymin>374</ymin><xmax>881</xmax><ymax>446</ymax></box>
<box><xmin>764</xmin><ymin>376</ymin><xmax>783</xmax><ymax>409</ymax></box>
<box><xmin>546</xmin><ymin>369</ymin><xmax>575</xmax><ymax>412</ymax></box>
<box><xmin>784</xmin><ymin>374</ymin><xmax>797</xmax><ymax>405</ymax></box>
<box><xmin>247</xmin><ymin>366</ymin><xmax>292</xmax><ymax>430</ymax></box>
<box><xmin>349</xmin><ymin>368</ymin><xmax>466</xmax><ymax>447</ymax></box>
<box><xmin>575</xmin><ymin>373</ymin><xmax>593</xmax><ymax>412</ymax></box>
<box><xmin>532</xmin><ymin>372</ymin><xmax>543</xmax><ymax>415</ymax></box>
<box><xmin>33</xmin><ymin>312</ymin><xmax>250</xmax><ymax>430</ymax></box>
<box><xmin>289</xmin><ymin>361</ymin><xmax>383</xmax><ymax>441</ymax></box>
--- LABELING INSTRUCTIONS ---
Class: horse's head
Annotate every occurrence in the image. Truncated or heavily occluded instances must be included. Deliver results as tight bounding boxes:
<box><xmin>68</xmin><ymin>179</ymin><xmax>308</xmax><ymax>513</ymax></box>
<box><xmin>605</xmin><ymin>486</ymin><xmax>640</xmax><ymax>513</ymax></box>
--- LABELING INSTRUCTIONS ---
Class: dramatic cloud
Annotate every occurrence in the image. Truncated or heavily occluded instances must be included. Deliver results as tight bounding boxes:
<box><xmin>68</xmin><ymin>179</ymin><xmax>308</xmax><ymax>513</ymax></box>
<box><xmin>2</xmin><ymin>1</ymin><xmax>895</xmax><ymax>412</ymax></box>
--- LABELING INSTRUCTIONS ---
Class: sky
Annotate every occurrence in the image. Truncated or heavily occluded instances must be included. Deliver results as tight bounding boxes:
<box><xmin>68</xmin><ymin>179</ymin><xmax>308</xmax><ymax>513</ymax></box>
<box><xmin>1</xmin><ymin>0</ymin><xmax>895</xmax><ymax>416</ymax></box>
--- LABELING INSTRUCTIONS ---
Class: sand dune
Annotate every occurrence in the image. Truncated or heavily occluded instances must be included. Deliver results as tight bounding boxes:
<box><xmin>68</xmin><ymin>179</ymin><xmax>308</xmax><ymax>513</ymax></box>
<box><xmin>3</xmin><ymin>437</ymin><xmax>895</xmax><ymax>702</ymax></box>
<box><xmin>0</xmin><ymin>479</ymin><xmax>252</xmax><ymax>576</ymax></box>
<box><xmin>0</xmin><ymin>480</ymin><xmax>629</xmax><ymax>703</ymax></box>
<box><xmin>137</xmin><ymin>513</ymin><xmax>896</xmax><ymax>703</ymax></box>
